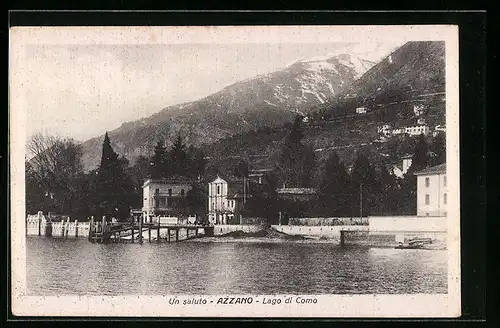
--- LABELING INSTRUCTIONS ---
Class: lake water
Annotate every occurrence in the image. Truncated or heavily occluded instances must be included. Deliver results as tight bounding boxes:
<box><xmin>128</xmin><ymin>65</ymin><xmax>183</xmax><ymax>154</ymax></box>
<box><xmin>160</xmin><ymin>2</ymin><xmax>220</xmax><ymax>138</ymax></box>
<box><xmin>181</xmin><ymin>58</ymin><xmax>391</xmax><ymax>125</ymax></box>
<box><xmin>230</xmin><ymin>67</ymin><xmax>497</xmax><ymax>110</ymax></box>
<box><xmin>26</xmin><ymin>237</ymin><xmax>447</xmax><ymax>295</ymax></box>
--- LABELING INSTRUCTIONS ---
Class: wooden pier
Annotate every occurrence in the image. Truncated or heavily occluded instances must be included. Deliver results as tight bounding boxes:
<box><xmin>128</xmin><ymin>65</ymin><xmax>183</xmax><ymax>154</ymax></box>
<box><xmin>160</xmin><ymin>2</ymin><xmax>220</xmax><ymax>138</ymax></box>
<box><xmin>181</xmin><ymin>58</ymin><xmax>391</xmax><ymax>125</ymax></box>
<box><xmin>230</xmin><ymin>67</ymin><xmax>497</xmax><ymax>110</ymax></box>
<box><xmin>88</xmin><ymin>217</ymin><xmax>214</xmax><ymax>244</ymax></box>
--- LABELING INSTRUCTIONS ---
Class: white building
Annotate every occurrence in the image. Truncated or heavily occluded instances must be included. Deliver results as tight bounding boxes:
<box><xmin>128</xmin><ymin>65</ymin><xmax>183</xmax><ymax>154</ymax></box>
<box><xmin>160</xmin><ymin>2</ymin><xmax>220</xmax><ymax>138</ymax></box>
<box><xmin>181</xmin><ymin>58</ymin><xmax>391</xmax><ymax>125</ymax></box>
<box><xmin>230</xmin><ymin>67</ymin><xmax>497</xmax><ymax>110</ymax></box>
<box><xmin>142</xmin><ymin>178</ymin><xmax>193</xmax><ymax>222</ymax></box>
<box><xmin>417</xmin><ymin>117</ymin><xmax>426</xmax><ymax>125</ymax></box>
<box><xmin>356</xmin><ymin>107</ymin><xmax>367</xmax><ymax>114</ymax></box>
<box><xmin>404</xmin><ymin>125</ymin><xmax>430</xmax><ymax>136</ymax></box>
<box><xmin>391</xmin><ymin>128</ymin><xmax>405</xmax><ymax>135</ymax></box>
<box><xmin>377</xmin><ymin>124</ymin><xmax>392</xmax><ymax>136</ymax></box>
<box><xmin>433</xmin><ymin>125</ymin><xmax>446</xmax><ymax>136</ymax></box>
<box><xmin>392</xmin><ymin>155</ymin><xmax>413</xmax><ymax>178</ymax></box>
<box><xmin>413</xmin><ymin>104</ymin><xmax>426</xmax><ymax>116</ymax></box>
<box><xmin>414</xmin><ymin>163</ymin><xmax>447</xmax><ymax>217</ymax></box>
<box><xmin>208</xmin><ymin>176</ymin><xmax>249</xmax><ymax>225</ymax></box>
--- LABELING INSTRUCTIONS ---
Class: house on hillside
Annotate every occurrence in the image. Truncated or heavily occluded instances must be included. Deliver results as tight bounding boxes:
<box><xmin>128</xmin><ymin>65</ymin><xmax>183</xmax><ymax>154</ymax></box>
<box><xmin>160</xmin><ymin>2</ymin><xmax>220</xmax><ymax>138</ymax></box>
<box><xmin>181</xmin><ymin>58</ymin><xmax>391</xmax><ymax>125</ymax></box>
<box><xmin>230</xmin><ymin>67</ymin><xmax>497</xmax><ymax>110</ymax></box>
<box><xmin>142</xmin><ymin>177</ymin><xmax>194</xmax><ymax>222</ymax></box>
<box><xmin>404</xmin><ymin>125</ymin><xmax>430</xmax><ymax>136</ymax></box>
<box><xmin>391</xmin><ymin>155</ymin><xmax>413</xmax><ymax>178</ymax></box>
<box><xmin>208</xmin><ymin>176</ymin><xmax>253</xmax><ymax>225</ymax></box>
<box><xmin>248</xmin><ymin>168</ymin><xmax>274</xmax><ymax>184</ymax></box>
<box><xmin>356</xmin><ymin>107</ymin><xmax>368</xmax><ymax>114</ymax></box>
<box><xmin>417</xmin><ymin>117</ymin><xmax>426</xmax><ymax>125</ymax></box>
<box><xmin>414</xmin><ymin>163</ymin><xmax>447</xmax><ymax>217</ymax></box>
<box><xmin>377</xmin><ymin>124</ymin><xmax>392</xmax><ymax>136</ymax></box>
<box><xmin>391</xmin><ymin>127</ymin><xmax>405</xmax><ymax>135</ymax></box>
<box><xmin>433</xmin><ymin>125</ymin><xmax>446</xmax><ymax>136</ymax></box>
<box><xmin>413</xmin><ymin>104</ymin><xmax>426</xmax><ymax>116</ymax></box>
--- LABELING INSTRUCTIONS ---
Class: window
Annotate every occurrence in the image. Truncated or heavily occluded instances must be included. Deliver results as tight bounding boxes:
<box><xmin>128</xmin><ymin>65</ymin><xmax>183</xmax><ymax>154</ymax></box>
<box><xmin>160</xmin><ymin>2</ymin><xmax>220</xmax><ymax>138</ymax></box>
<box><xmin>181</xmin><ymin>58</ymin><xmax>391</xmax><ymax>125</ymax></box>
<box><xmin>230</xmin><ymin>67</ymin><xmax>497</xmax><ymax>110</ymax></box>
<box><xmin>444</xmin><ymin>175</ymin><xmax>447</xmax><ymax>187</ymax></box>
<box><xmin>425</xmin><ymin>194</ymin><xmax>430</xmax><ymax>205</ymax></box>
<box><xmin>155</xmin><ymin>198</ymin><xmax>159</xmax><ymax>207</ymax></box>
<box><xmin>443</xmin><ymin>193</ymin><xmax>447</xmax><ymax>204</ymax></box>
<box><xmin>168</xmin><ymin>189</ymin><xmax>172</xmax><ymax>196</ymax></box>
<box><xmin>155</xmin><ymin>188</ymin><xmax>159</xmax><ymax>194</ymax></box>
<box><xmin>181</xmin><ymin>189</ymin><xmax>185</xmax><ymax>196</ymax></box>
<box><xmin>425</xmin><ymin>177</ymin><xmax>430</xmax><ymax>187</ymax></box>
<box><xmin>217</xmin><ymin>185</ymin><xmax>220</xmax><ymax>194</ymax></box>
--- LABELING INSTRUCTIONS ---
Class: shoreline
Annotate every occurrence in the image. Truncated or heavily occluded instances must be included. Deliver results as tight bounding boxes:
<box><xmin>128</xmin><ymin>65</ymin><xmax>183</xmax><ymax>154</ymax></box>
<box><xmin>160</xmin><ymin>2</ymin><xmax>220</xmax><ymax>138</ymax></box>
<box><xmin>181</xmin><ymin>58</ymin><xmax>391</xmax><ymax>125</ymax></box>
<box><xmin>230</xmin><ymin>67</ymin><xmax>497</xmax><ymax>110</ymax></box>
<box><xmin>186</xmin><ymin>236</ymin><xmax>447</xmax><ymax>250</ymax></box>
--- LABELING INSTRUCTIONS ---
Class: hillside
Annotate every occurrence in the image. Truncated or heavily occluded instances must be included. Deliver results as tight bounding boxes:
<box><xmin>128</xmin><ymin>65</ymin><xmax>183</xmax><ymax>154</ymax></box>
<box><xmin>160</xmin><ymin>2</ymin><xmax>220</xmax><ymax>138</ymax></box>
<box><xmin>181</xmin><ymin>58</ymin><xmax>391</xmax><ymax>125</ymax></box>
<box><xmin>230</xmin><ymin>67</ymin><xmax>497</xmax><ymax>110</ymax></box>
<box><xmin>80</xmin><ymin>53</ymin><xmax>376</xmax><ymax>171</ymax></box>
<box><xmin>201</xmin><ymin>41</ymin><xmax>446</xmax><ymax>178</ymax></box>
<box><xmin>310</xmin><ymin>41</ymin><xmax>445</xmax><ymax>119</ymax></box>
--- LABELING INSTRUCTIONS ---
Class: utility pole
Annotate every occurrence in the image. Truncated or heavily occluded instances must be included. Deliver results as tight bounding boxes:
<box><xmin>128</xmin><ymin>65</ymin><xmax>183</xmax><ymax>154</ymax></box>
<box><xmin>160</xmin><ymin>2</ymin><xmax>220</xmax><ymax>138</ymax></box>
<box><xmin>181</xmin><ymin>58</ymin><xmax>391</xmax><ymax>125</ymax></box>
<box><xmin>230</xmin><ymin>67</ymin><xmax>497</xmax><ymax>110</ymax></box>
<box><xmin>359</xmin><ymin>183</ymin><xmax>363</xmax><ymax>219</ymax></box>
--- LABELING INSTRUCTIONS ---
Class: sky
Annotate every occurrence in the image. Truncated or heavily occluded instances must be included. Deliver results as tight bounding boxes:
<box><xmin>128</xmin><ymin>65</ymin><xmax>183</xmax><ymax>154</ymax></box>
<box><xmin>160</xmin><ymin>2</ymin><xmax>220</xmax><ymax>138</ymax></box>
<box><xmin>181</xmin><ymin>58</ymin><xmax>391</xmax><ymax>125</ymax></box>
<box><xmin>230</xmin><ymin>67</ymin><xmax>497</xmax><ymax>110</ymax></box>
<box><xmin>21</xmin><ymin>41</ymin><xmax>403</xmax><ymax>141</ymax></box>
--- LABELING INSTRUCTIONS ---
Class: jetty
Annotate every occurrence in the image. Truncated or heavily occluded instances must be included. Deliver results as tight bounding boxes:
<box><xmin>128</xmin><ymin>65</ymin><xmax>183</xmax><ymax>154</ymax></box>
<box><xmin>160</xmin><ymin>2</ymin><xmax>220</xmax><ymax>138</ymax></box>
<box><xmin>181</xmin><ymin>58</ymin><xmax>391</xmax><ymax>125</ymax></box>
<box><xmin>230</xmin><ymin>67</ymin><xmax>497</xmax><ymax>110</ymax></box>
<box><xmin>88</xmin><ymin>217</ymin><xmax>214</xmax><ymax>244</ymax></box>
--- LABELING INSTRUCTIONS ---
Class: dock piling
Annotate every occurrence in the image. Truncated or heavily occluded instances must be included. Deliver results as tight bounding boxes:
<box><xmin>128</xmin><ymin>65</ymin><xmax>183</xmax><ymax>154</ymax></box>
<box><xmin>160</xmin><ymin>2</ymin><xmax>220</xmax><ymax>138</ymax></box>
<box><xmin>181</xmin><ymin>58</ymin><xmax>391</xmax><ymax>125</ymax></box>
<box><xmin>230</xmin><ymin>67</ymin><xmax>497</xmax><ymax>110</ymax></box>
<box><xmin>65</xmin><ymin>217</ymin><xmax>70</xmax><ymax>239</ymax></box>
<box><xmin>157</xmin><ymin>219</ymin><xmax>160</xmax><ymax>243</ymax></box>
<box><xmin>138</xmin><ymin>217</ymin><xmax>143</xmax><ymax>244</ymax></box>
<box><xmin>38</xmin><ymin>214</ymin><xmax>42</xmax><ymax>236</ymax></box>
<box><xmin>89</xmin><ymin>217</ymin><xmax>94</xmax><ymax>242</ymax></box>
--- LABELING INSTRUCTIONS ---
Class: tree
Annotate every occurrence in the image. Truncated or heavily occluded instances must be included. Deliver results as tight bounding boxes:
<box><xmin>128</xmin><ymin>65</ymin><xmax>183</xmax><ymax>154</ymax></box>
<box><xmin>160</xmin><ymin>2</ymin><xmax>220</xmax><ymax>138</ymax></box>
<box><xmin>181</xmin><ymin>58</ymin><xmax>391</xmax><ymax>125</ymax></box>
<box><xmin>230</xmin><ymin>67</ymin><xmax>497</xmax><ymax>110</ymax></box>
<box><xmin>26</xmin><ymin>133</ymin><xmax>84</xmax><ymax>216</ymax></box>
<box><xmin>186</xmin><ymin>183</ymin><xmax>208</xmax><ymax>221</ymax></box>
<box><xmin>277</xmin><ymin>115</ymin><xmax>315</xmax><ymax>187</ymax></box>
<box><xmin>317</xmin><ymin>151</ymin><xmax>351</xmax><ymax>216</ymax></box>
<box><xmin>186</xmin><ymin>145</ymin><xmax>207</xmax><ymax>179</ymax></box>
<box><xmin>234</xmin><ymin>159</ymin><xmax>249</xmax><ymax>178</ymax></box>
<box><xmin>398</xmin><ymin>134</ymin><xmax>431</xmax><ymax>215</ymax></box>
<box><xmin>150</xmin><ymin>139</ymin><xmax>167</xmax><ymax>179</ymax></box>
<box><xmin>350</xmin><ymin>151</ymin><xmax>379</xmax><ymax>216</ymax></box>
<box><xmin>377</xmin><ymin>166</ymin><xmax>400</xmax><ymax>215</ymax></box>
<box><xmin>169</xmin><ymin>133</ymin><xmax>188</xmax><ymax>177</ymax></box>
<box><xmin>430</xmin><ymin>132</ymin><xmax>446</xmax><ymax>165</ymax></box>
<box><xmin>128</xmin><ymin>155</ymin><xmax>151</xmax><ymax>208</ymax></box>
<box><xmin>95</xmin><ymin>132</ymin><xmax>134</xmax><ymax>220</ymax></box>
<box><xmin>407</xmin><ymin>133</ymin><xmax>430</xmax><ymax>175</ymax></box>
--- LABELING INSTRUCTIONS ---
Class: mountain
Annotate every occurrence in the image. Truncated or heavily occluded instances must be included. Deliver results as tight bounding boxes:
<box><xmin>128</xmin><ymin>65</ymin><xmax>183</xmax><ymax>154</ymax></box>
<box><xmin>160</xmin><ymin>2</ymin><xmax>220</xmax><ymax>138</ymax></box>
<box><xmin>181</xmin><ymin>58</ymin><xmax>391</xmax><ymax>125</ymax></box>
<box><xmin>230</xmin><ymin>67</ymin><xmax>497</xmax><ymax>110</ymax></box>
<box><xmin>311</xmin><ymin>41</ymin><xmax>446</xmax><ymax>119</ymax></box>
<box><xmin>80</xmin><ymin>53</ymin><xmax>376</xmax><ymax>171</ymax></box>
<box><xmin>80</xmin><ymin>41</ymin><xmax>445</xmax><ymax>172</ymax></box>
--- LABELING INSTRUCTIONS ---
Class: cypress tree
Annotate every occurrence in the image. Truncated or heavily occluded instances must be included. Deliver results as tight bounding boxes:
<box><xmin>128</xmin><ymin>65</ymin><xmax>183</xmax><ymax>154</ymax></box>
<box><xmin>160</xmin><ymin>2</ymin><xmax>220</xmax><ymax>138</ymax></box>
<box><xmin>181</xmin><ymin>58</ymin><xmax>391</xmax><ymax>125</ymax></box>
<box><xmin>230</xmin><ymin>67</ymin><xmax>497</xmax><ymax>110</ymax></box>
<box><xmin>96</xmin><ymin>132</ymin><xmax>134</xmax><ymax>220</ymax></box>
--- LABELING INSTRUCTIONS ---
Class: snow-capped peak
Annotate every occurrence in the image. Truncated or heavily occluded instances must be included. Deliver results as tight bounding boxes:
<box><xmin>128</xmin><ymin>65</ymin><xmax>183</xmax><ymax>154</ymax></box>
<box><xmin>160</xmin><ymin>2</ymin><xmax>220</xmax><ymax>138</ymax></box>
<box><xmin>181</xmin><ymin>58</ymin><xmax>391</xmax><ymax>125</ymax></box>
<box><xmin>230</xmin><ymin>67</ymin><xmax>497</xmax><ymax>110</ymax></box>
<box><xmin>287</xmin><ymin>53</ymin><xmax>375</xmax><ymax>79</ymax></box>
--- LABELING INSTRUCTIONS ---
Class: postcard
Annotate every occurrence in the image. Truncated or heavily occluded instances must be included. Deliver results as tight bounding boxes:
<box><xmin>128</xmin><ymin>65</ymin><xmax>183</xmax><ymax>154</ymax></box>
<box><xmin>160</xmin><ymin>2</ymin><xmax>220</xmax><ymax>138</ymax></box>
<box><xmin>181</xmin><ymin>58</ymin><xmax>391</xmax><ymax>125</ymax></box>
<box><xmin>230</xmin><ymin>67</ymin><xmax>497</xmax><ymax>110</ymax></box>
<box><xmin>10</xmin><ymin>25</ymin><xmax>460</xmax><ymax>317</ymax></box>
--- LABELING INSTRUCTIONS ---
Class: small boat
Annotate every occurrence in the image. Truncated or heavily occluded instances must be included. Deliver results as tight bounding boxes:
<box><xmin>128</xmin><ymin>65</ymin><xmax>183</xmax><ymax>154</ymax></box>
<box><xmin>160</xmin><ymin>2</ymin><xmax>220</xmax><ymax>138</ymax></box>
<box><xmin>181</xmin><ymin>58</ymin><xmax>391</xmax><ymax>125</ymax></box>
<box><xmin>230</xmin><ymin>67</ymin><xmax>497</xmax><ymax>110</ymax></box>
<box><xmin>395</xmin><ymin>242</ymin><xmax>424</xmax><ymax>249</ymax></box>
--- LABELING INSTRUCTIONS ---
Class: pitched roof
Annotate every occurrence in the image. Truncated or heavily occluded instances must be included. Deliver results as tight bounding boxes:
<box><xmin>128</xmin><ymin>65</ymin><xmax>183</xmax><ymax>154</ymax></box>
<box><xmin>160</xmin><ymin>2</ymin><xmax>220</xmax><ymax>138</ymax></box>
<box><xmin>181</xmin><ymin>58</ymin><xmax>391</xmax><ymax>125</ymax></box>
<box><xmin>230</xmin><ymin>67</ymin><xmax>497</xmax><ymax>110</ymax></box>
<box><xmin>276</xmin><ymin>187</ymin><xmax>318</xmax><ymax>195</ymax></box>
<box><xmin>414</xmin><ymin>163</ymin><xmax>446</xmax><ymax>176</ymax></box>
<box><xmin>143</xmin><ymin>177</ymin><xmax>194</xmax><ymax>187</ymax></box>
